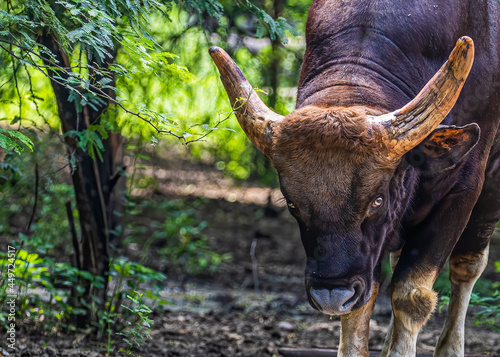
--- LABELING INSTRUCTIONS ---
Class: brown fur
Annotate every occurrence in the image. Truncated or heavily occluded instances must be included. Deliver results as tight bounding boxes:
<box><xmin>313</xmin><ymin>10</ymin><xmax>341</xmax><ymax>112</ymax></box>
<box><xmin>268</xmin><ymin>107</ymin><xmax>397</xmax><ymax>233</ymax></box>
<box><xmin>277</xmin><ymin>106</ymin><xmax>377</xmax><ymax>150</ymax></box>
<box><xmin>391</xmin><ymin>270</ymin><xmax>438</xmax><ymax>332</ymax></box>
<box><xmin>272</xmin><ymin>105</ymin><xmax>393</xmax><ymax>167</ymax></box>
<box><xmin>339</xmin><ymin>284</ymin><xmax>379</xmax><ymax>357</ymax></box>
<box><xmin>383</xmin><ymin>271</ymin><xmax>439</xmax><ymax>356</ymax></box>
<box><xmin>448</xmin><ymin>249</ymin><xmax>489</xmax><ymax>285</ymax></box>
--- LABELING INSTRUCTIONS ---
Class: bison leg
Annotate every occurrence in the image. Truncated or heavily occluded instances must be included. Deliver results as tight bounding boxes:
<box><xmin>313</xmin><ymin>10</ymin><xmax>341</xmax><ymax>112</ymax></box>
<box><xmin>434</xmin><ymin>246</ymin><xmax>489</xmax><ymax>356</ymax></box>
<box><xmin>338</xmin><ymin>283</ymin><xmax>379</xmax><ymax>357</ymax></box>
<box><xmin>387</xmin><ymin>270</ymin><xmax>438</xmax><ymax>357</ymax></box>
<box><xmin>434</xmin><ymin>162</ymin><xmax>500</xmax><ymax>356</ymax></box>
<box><xmin>381</xmin><ymin>250</ymin><xmax>402</xmax><ymax>357</ymax></box>
<box><xmin>385</xmin><ymin>164</ymin><xmax>486</xmax><ymax>356</ymax></box>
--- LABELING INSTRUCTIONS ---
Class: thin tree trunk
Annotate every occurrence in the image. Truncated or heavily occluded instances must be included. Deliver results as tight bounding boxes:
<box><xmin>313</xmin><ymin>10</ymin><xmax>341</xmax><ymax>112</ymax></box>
<box><xmin>269</xmin><ymin>0</ymin><xmax>284</xmax><ymax>110</ymax></box>
<box><xmin>38</xmin><ymin>34</ymin><xmax>123</xmax><ymax>327</ymax></box>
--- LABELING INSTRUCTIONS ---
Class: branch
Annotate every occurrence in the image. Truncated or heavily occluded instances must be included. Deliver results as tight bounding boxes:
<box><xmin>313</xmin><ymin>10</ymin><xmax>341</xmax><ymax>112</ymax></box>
<box><xmin>66</xmin><ymin>200</ymin><xmax>81</xmax><ymax>270</ymax></box>
<box><xmin>24</xmin><ymin>163</ymin><xmax>39</xmax><ymax>236</ymax></box>
<box><xmin>0</xmin><ymin>39</ymin><xmax>220</xmax><ymax>144</ymax></box>
<box><xmin>185</xmin><ymin>111</ymin><xmax>233</xmax><ymax>143</ymax></box>
<box><xmin>12</xmin><ymin>53</ymin><xmax>22</xmax><ymax>129</ymax></box>
<box><xmin>250</xmin><ymin>237</ymin><xmax>259</xmax><ymax>293</ymax></box>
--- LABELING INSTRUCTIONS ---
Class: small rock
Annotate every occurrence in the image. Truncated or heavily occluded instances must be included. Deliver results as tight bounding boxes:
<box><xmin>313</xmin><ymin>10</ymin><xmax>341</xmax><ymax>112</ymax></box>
<box><xmin>278</xmin><ymin>321</ymin><xmax>295</xmax><ymax>331</ymax></box>
<box><xmin>227</xmin><ymin>333</ymin><xmax>243</xmax><ymax>341</ymax></box>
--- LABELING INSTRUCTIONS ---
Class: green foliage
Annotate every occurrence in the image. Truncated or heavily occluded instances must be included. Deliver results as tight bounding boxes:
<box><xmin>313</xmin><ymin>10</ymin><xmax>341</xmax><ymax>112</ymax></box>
<box><xmin>468</xmin><ymin>261</ymin><xmax>500</xmax><ymax>331</ymax></box>
<box><xmin>0</xmin><ymin>132</ymin><xmax>230</xmax><ymax>354</ymax></box>
<box><xmin>469</xmin><ymin>289</ymin><xmax>500</xmax><ymax>332</ymax></box>
<box><xmin>95</xmin><ymin>258</ymin><xmax>167</xmax><ymax>355</ymax></box>
<box><xmin>0</xmin><ymin>0</ymin><xmax>306</xmax><ymax>350</ymax></box>
<box><xmin>438</xmin><ymin>294</ymin><xmax>449</xmax><ymax>313</ymax></box>
<box><xmin>0</xmin><ymin>0</ymin><xmax>296</xmax><ymax>154</ymax></box>
<box><xmin>129</xmin><ymin>1</ymin><xmax>306</xmax><ymax>185</ymax></box>
<box><xmin>33</xmin><ymin>184</ymin><xmax>75</xmax><ymax>252</ymax></box>
<box><xmin>0</xmin><ymin>153</ymin><xmax>22</xmax><ymax>186</ymax></box>
<box><xmin>118</xmin><ymin>36</ymin><xmax>192</xmax><ymax>80</ymax></box>
<box><xmin>0</xmin><ymin>128</ymin><xmax>33</xmax><ymax>153</ymax></box>
<box><xmin>117</xmin><ymin>292</ymin><xmax>155</xmax><ymax>357</ymax></box>
<box><xmin>1</xmin><ymin>0</ymin><xmax>302</xmax><ymax>186</ymax></box>
<box><xmin>0</xmin><ymin>241</ymin><xmax>104</xmax><ymax>333</ymax></box>
<box><xmin>181</xmin><ymin>0</ymin><xmax>224</xmax><ymax>25</ymax></box>
<box><xmin>1</xmin><ymin>0</ymin><xmax>195</xmax><ymax>154</ymax></box>
<box><xmin>0</xmin><ymin>233</ymin><xmax>166</xmax><ymax>350</ymax></box>
<box><xmin>112</xmin><ymin>258</ymin><xmax>166</xmax><ymax>287</ymax></box>
<box><xmin>236</xmin><ymin>0</ymin><xmax>298</xmax><ymax>43</ymax></box>
<box><xmin>0</xmin><ymin>134</ymin><xmax>74</xmax><ymax>252</ymax></box>
<box><xmin>127</xmin><ymin>198</ymin><xmax>231</xmax><ymax>275</ymax></box>
<box><xmin>64</xmin><ymin>121</ymin><xmax>110</xmax><ymax>161</ymax></box>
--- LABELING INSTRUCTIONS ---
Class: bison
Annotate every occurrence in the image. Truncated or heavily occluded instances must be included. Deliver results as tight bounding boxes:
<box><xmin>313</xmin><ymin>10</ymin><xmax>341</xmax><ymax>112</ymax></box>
<box><xmin>209</xmin><ymin>1</ymin><xmax>500</xmax><ymax>356</ymax></box>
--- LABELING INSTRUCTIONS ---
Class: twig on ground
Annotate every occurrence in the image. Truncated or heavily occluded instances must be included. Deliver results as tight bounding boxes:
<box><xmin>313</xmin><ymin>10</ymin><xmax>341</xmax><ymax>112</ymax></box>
<box><xmin>250</xmin><ymin>237</ymin><xmax>259</xmax><ymax>293</ymax></box>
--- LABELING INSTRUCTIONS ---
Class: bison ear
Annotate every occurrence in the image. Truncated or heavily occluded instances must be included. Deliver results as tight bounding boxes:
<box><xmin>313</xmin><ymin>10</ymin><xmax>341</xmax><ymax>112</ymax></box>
<box><xmin>405</xmin><ymin>123</ymin><xmax>480</xmax><ymax>175</ymax></box>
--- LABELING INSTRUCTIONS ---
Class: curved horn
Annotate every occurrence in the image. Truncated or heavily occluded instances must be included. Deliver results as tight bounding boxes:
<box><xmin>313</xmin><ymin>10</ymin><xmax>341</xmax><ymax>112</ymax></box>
<box><xmin>209</xmin><ymin>46</ymin><xmax>284</xmax><ymax>155</ymax></box>
<box><xmin>369</xmin><ymin>36</ymin><xmax>475</xmax><ymax>160</ymax></box>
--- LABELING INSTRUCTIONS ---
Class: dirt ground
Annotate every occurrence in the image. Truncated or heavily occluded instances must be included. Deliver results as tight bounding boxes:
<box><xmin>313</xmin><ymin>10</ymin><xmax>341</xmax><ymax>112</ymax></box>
<box><xmin>4</xmin><ymin>155</ymin><xmax>500</xmax><ymax>356</ymax></box>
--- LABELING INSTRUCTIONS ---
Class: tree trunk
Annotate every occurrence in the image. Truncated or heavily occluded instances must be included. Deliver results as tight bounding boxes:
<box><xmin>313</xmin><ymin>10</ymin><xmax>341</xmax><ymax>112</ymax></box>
<box><xmin>268</xmin><ymin>0</ymin><xmax>284</xmax><ymax>110</ymax></box>
<box><xmin>38</xmin><ymin>34</ymin><xmax>123</xmax><ymax>328</ymax></box>
<box><xmin>252</xmin><ymin>0</ymin><xmax>285</xmax><ymax>185</ymax></box>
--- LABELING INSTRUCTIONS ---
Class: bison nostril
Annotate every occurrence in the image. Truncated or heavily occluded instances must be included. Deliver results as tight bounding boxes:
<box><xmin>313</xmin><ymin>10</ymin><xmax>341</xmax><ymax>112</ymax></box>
<box><xmin>341</xmin><ymin>281</ymin><xmax>362</xmax><ymax>310</ymax></box>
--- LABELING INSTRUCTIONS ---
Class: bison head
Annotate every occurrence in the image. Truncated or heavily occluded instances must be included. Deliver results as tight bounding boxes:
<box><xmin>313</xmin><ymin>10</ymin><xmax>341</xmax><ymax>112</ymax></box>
<box><xmin>209</xmin><ymin>37</ymin><xmax>476</xmax><ymax>315</ymax></box>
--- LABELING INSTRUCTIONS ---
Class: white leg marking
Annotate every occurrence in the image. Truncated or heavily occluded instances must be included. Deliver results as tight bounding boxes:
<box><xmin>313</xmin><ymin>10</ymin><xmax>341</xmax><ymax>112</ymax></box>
<box><xmin>381</xmin><ymin>250</ymin><xmax>401</xmax><ymax>357</ymax></box>
<box><xmin>381</xmin><ymin>314</ymin><xmax>394</xmax><ymax>357</ymax></box>
<box><xmin>387</xmin><ymin>318</ymin><xmax>419</xmax><ymax>357</ymax></box>
<box><xmin>434</xmin><ymin>246</ymin><xmax>489</xmax><ymax>357</ymax></box>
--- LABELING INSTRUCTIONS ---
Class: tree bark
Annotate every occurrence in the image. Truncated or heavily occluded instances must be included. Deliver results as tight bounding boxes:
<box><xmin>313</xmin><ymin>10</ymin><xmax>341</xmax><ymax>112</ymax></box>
<box><xmin>269</xmin><ymin>0</ymin><xmax>284</xmax><ymax>109</ymax></box>
<box><xmin>38</xmin><ymin>34</ymin><xmax>123</xmax><ymax>327</ymax></box>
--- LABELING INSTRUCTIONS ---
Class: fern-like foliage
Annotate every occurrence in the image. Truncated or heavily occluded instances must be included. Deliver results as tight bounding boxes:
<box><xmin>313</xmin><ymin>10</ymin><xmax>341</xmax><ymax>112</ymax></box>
<box><xmin>0</xmin><ymin>128</ymin><xmax>33</xmax><ymax>153</ymax></box>
<box><xmin>236</xmin><ymin>0</ymin><xmax>298</xmax><ymax>43</ymax></box>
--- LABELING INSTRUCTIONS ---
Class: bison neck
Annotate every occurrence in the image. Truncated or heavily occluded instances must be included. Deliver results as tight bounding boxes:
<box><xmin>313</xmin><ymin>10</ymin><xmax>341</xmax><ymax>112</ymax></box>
<box><xmin>296</xmin><ymin>27</ymin><xmax>443</xmax><ymax>111</ymax></box>
<box><xmin>295</xmin><ymin>0</ymin><xmax>472</xmax><ymax>112</ymax></box>
<box><xmin>296</xmin><ymin>80</ymin><xmax>406</xmax><ymax>112</ymax></box>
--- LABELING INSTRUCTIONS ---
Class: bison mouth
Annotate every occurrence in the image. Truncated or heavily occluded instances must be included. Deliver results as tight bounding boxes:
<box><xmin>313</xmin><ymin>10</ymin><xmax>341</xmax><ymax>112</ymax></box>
<box><xmin>306</xmin><ymin>278</ymin><xmax>368</xmax><ymax>316</ymax></box>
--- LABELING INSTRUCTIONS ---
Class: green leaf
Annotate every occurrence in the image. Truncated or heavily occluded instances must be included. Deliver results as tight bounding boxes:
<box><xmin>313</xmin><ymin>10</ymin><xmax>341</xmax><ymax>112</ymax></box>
<box><xmin>0</xmin><ymin>129</ymin><xmax>33</xmax><ymax>153</ymax></box>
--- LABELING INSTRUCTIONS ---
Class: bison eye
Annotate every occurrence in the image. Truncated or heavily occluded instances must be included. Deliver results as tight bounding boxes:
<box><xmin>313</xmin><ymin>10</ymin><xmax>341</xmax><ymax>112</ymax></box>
<box><xmin>371</xmin><ymin>196</ymin><xmax>383</xmax><ymax>209</ymax></box>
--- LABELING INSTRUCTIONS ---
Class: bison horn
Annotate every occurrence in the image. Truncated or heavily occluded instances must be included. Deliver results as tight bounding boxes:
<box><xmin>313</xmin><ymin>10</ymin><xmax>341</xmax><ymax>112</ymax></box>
<box><xmin>209</xmin><ymin>46</ymin><xmax>284</xmax><ymax>156</ymax></box>
<box><xmin>368</xmin><ymin>36</ymin><xmax>475</xmax><ymax>161</ymax></box>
